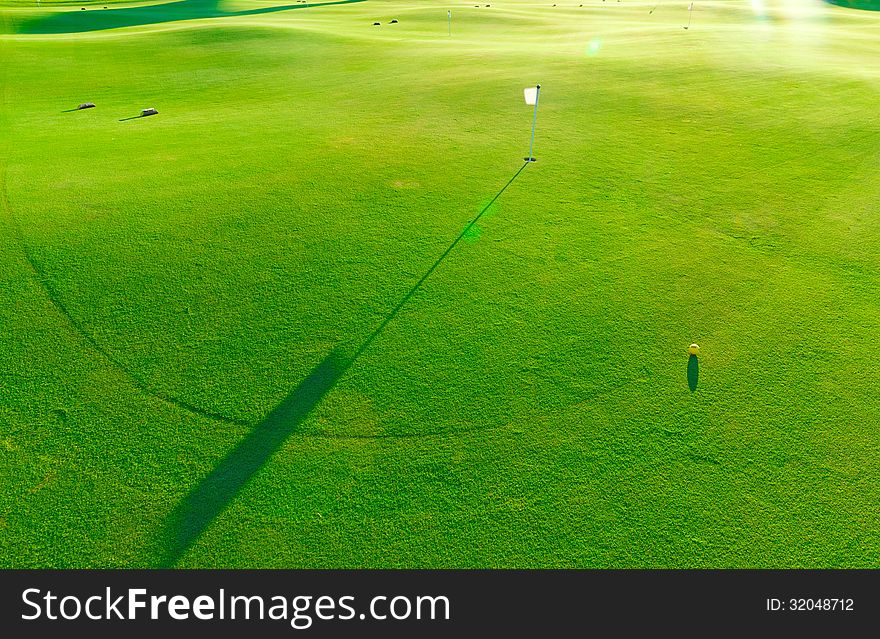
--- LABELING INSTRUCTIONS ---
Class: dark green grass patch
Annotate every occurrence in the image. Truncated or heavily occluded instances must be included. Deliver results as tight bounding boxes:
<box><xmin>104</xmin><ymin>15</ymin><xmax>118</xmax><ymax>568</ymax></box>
<box><xmin>15</xmin><ymin>0</ymin><xmax>365</xmax><ymax>34</ymax></box>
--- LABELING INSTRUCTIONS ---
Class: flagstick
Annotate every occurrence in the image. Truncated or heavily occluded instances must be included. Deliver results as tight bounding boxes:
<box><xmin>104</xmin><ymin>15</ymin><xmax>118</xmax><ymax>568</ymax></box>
<box><xmin>684</xmin><ymin>3</ymin><xmax>693</xmax><ymax>29</ymax></box>
<box><xmin>448</xmin><ymin>9</ymin><xmax>451</xmax><ymax>36</ymax></box>
<box><xmin>525</xmin><ymin>84</ymin><xmax>541</xmax><ymax>162</ymax></box>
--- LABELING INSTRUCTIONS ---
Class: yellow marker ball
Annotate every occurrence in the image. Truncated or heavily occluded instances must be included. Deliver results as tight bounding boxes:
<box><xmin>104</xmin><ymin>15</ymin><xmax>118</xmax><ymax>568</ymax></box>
<box><xmin>688</xmin><ymin>343</ymin><xmax>700</xmax><ymax>355</ymax></box>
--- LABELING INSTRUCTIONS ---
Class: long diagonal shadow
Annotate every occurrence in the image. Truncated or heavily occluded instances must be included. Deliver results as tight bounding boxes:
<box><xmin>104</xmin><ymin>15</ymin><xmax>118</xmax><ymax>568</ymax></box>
<box><xmin>160</xmin><ymin>161</ymin><xmax>530</xmax><ymax>566</ymax></box>
<box><xmin>17</xmin><ymin>0</ymin><xmax>366</xmax><ymax>35</ymax></box>
<box><xmin>160</xmin><ymin>351</ymin><xmax>348</xmax><ymax>567</ymax></box>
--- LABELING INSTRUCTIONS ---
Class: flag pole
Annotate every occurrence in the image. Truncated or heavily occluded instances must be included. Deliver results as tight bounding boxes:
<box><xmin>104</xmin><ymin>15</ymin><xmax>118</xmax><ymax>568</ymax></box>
<box><xmin>525</xmin><ymin>84</ymin><xmax>541</xmax><ymax>162</ymax></box>
<box><xmin>448</xmin><ymin>9</ymin><xmax>451</xmax><ymax>36</ymax></box>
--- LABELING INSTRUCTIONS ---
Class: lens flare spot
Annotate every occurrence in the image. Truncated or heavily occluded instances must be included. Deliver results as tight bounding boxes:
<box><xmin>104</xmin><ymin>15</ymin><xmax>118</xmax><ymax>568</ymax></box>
<box><xmin>463</xmin><ymin>223</ymin><xmax>482</xmax><ymax>242</ymax></box>
<box><xmin>781</xmin><ymin>0</ymin><xmax>821</xmax><ymax>20</ymax></box>
<box><xmin>586</xmin><ymin>38</ymin><xmax>602</xmax><ymax>56</ymax></box>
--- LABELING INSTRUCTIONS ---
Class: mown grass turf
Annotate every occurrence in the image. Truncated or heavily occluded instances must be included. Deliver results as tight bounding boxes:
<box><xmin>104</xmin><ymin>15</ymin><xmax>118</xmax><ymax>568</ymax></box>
<box><xmin>1</xmin><ymin>0</ymin><xmax>879</xmax><ymax>567</ymax></box>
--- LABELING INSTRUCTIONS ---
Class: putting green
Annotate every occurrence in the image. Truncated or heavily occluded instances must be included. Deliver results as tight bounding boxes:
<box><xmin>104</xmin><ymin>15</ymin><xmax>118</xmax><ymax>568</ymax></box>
<box><xmin>1</xmin><ymin>0</ymin><xmax>879</xmax><ymax>567</ymax></box>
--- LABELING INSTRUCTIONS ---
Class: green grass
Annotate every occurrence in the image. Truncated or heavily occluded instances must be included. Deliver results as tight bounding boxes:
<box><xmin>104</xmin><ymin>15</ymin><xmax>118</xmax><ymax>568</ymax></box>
<box><xmin>1</xmin><ymin>0</ymin><xmax>879</xmax><ymax>568</ymax></box>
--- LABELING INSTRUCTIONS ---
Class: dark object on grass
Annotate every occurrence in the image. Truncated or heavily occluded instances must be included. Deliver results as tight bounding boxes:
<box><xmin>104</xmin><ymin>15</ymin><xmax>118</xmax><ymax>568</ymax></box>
<box><xmin>389</xmin><ymin>19</ymin><xmax>397</xmax><ymax>23</ymax></box>
<box><xmin>77</xmin><ymin>102</ymin><xmax>96</xmax><ymax>110</ymax></box>
<box><xmin>141</xmin><ymin>108</ymin><xmax>159</xmax><ymax>117</ymax></box>
<box><xmin>687</xmin><ymin>355</ymin><xmax>699</xmax><ymax>391</ymax></box>
<box><xmin>373</xmin><ymin>21</ymin><xmax>380</xmax><ymax>25</ymax></box>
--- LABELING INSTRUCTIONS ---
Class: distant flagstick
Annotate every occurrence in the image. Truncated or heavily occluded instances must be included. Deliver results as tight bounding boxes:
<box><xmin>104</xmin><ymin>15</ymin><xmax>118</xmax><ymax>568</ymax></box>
<box><xmin>523</xmin><ymin>85</ymin><xmax>541</xmax><ymax>162</ymax></box>
<box><xmin>684</xmin><ymin>2</ymin><xmax>693</xmax><ymax>29</ymax></box>
<box><xmin>448</xmin><ymin>9</ymin><xmax>451</xmax><ymax>36</ymax></box>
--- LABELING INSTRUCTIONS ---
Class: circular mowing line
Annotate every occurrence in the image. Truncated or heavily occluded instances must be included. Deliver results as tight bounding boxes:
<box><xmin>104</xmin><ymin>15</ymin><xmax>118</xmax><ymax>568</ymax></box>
<box><xmin>1</xmin><ymin>179</ymin><xmax>521</xmax><ymax>441</ymax></box>
<box><xmin>0</xmin><ymin>13</ymin><xmax>247</xmax><ymax>426</ymax></box>
<box><xmin>0</xmin><ymin>14</ymin><xmax>622</xmax><ymax>443</ymax></box>
<box><xmin>0</xmin><ymin>174</ymin><xmax>520</xmax><ymax>440</ymax></box>
<box><xmin>0</xmin><ymin>167</ymin><xmax>248</xmax><ymax>426</ymax></box>
<box><xmin>301</xmin><ymin>422</ymin><xmax>507</xmax><ymax>441</ymax></box>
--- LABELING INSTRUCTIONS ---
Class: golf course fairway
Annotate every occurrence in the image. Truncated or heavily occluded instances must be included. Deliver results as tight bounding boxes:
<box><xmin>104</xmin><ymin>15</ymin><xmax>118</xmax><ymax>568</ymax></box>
<box><xmin>1</xmin><ymin>0</ymin><xmax>879</xmax><ymax>567</ymax></box>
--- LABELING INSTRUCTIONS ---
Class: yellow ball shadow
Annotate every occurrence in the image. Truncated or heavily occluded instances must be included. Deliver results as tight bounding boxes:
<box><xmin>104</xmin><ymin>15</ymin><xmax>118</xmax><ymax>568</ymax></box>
<box><xmin>687</xmin><ymin>354</ymin><xmax>699</xmax><ymax>392</ymax></box>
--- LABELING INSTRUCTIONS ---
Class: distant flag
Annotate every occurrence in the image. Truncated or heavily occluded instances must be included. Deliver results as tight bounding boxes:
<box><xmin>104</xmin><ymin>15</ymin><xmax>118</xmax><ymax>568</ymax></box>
<box><xmin>523</xmin><ymin>85</ymin><xmax>541</xmax><ymax>162</ymax></box>
<box><xmin>684</xmin><ymin>2</ymin><xmax>693</xmax><ymax>28</ymax></box>
<box><xmin>448</xmin><ymin>9</ymin><xmax>452</xmax><ymax>36</ymax></box>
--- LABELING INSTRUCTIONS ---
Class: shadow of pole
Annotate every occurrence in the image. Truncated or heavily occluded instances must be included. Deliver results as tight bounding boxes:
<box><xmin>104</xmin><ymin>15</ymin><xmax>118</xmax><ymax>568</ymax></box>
<box><xmin>160</xmin><ymin>351</ymin><xmax>349</xmax><ymax>567</ymax></box>
<box><xmin>687</xmin><ymin>354</ymin><xmax>699</xmax><ymax>392</ymax></box>
<box><xmin>159</xmin><ymin>161</ymin><xmax>532</xmax><ymax>566</ymax></box>
<box><xmin>350</xmin><ymin>161</ymin><xmax>529</xmax><ymax>362</ymax></box>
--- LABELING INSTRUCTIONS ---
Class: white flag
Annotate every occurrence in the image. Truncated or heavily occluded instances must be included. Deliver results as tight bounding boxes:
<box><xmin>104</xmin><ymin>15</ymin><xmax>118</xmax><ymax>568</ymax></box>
<box><xmin>688</xmin><ymin>2</ymin><xmax>693</xmax><ymax>9</ymax></box>
<box><xmin>524</xmin><ymin>87</ymin><xmax>539</xmax><ymax>106</ymax></box>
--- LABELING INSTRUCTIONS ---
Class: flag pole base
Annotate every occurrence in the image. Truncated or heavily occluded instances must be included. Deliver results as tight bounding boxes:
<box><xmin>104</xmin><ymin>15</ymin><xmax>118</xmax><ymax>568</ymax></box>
<box><xmin>524</xmin><ymin>157</ymin><xmax>537</xmax><ymax>162</ymax></box>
